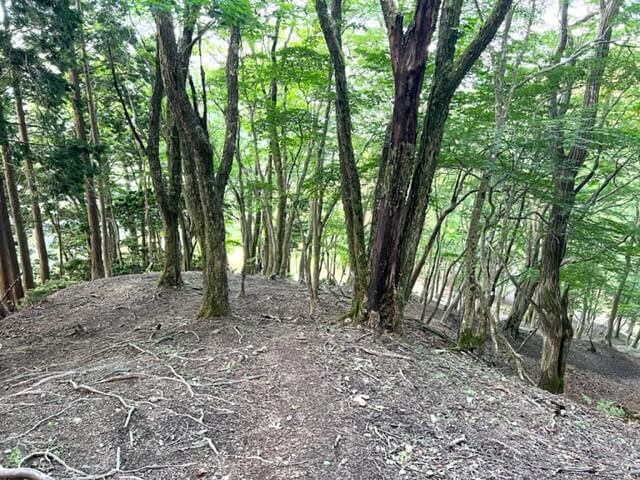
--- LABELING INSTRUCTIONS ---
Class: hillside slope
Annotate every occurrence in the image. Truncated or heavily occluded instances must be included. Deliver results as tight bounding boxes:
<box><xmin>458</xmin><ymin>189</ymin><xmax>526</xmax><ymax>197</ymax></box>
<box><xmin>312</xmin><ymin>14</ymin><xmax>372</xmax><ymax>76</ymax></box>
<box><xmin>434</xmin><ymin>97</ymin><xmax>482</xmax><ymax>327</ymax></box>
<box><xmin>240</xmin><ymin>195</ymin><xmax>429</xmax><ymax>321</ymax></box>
<box><xmin>1</xmin><ymin>273</ymin><xmax>639</xmax><ymax>479</ymax></box>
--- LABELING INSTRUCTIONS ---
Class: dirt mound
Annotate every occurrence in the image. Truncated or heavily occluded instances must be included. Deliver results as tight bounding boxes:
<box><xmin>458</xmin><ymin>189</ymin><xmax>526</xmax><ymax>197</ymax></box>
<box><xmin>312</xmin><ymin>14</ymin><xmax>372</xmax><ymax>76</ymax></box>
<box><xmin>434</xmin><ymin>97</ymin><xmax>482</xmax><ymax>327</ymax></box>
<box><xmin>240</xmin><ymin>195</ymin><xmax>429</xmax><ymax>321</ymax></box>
<box><xmin>1</xmin><ymin>274</ymin><xmax>639</xmax><ymax>479</ymax></box>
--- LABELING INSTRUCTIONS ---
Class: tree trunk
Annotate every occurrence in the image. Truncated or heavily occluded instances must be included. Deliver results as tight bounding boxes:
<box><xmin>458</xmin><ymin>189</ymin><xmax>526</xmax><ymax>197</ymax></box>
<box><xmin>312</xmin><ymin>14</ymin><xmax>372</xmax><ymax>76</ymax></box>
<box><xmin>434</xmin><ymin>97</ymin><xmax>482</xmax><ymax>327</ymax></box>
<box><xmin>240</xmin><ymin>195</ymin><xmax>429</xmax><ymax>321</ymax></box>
<box><xmin>537</xmin><ymin>0</ymin><xmax>620</xmax><ymax>393</ymax></box>
<box><xmin>13</xmin><ymin>84</ymin><xmax>50</xmax><ymax>285</ymax></box>
<box><xmin>365</xmin><ymin>0</ymin><xmax>440</xmax><ymax>332</ymax></box>
<box><xmin>69</xmin><ymin>49</ymin><xmax>104</xmax><ymax>280</ymax></box>
<box><xmin>156</xmin><ymin>11</ymin><xmax>240</xmax><ymax>317</ymax></box>
<box><xmin>397</xmin><ymin>0</ymin><xmax>514</xmax><ymax>314</ymax></box>
<box><xmin>1</xmin><ymin>0</ymin><xmax>49</xmax><ymax>285</ymax></box>
<box><xmin>310</xmin><ymin>99</ymin><xmax>332</xmax><ymax>306</ymax></box>
<box><xmin>0</xmin><ymin>166</ymin><xmax>23</xmax><ymax>305</ymax></box>
<box><xmin>268</xmin><ymin>16</ymin><xmax>287</xmax><ymax>278</ymax></box>
<box><xmin>146</xmin><ymin>41</ymin><xmax>182</xmax><ymax>287</ymax></box>
<box><xmin>77</xmin><ymin>0</ymin><xmax>111</xmax><ymax>277</ymax></box>
<box><xmin>315</xmin><ymin>0</ymin><xmax>368</xmax><ymax>319</ymax></box>
<box><xmin>0</xmin><ymin>102</ymin><xmax>34</xmax><ymax>290</ymax></box>
<box><xmin>605</xmin><ymin>253</ymin><xmax>631</xmax><ymax>345</ymax></box>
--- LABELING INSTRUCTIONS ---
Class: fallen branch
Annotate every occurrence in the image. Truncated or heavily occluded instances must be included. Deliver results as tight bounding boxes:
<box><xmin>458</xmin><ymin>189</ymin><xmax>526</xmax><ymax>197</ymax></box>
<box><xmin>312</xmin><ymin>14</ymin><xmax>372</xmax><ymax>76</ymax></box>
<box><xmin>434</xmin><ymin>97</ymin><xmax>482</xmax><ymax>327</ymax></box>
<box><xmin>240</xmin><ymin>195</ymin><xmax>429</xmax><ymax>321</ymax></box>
<box><xmin>126</xmin><ymin>343</ymin><xmax>158</xmax><ymax>359</ymax></box>
<box><xmin>68</xmin><ymin>447</ymin><xmax>196</xmax><ymax>480</ymax></box>
<box><xmin>0</xmin><ymin>467</ymin><xmax>55</xmax><ymax>480</ymax></box>
<box><xmin>167</xmin><ymin>365</ymin><xmax>195</xmax><ymax>397</ymax></box>
<box><xmin>0</xmin><ymin>401</ymin><xmax>82</xmax><ymax>445</ymax></box>
<box><xmin>19</xmin><ymin>451</ymin><xmax>86</xmax><ymax>476</ymax></box>
<box><xmin>477</xmin><ymin>289</ymin><xmax>535</xmax><ymax>386</ymax></box>
<box><xmin>201</xmin><ymin>375</ymin><xmax>265</xmax><ymax>387</ymax></box>
<box><xmin>357</xmin><ymin>347</ymin><xmax>412</xmax><ymax>361</ymax></box>
<box><xmin>69</xmin><ymin>380</ymin><xmax>136</xmax><ymax>428</ymax></box>
<box><xmin>553</xmin><ymin>465</ymin><xmax>596</xmax><ymax>475</ymax></box>
<box><xmin>517</xmin><ymin>327</ymin><xmax>539</xmax><ymax>353</ymax></box>
<box><xmin>0</xmin><ymin>272</ymin><xmax>23</xmax><ymax>306</ymax></box>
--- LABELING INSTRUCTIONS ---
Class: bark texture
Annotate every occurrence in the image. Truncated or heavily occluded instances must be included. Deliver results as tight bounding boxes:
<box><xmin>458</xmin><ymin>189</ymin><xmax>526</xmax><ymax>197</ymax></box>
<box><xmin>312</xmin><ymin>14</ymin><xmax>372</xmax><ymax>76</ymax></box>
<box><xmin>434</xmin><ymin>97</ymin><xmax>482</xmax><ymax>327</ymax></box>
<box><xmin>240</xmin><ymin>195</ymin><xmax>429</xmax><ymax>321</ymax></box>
<box><xmin>156</xmin><ymin>11</ymin><xmax>240</xmax><ymax>317</ymax></box>
<box><xmin>537</xmin><ymin>0</ymin><xmax>620</xmax><ymax>393</ymax></box>
<box><xmin>365</xmin><ymin>0</ymin><xmax>441</xmax><ymax>332</ymax></box>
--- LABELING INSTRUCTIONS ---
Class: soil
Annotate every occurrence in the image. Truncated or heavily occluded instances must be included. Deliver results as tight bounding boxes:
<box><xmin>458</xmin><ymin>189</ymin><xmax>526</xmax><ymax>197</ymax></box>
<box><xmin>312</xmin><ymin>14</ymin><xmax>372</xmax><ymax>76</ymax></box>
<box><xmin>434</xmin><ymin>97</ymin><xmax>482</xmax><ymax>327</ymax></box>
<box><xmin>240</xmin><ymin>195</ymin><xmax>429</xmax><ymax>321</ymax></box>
<box><xmin>1</xmin><ymin>273</ymin><xmax>639</xmax><ymax>479</ymax></box>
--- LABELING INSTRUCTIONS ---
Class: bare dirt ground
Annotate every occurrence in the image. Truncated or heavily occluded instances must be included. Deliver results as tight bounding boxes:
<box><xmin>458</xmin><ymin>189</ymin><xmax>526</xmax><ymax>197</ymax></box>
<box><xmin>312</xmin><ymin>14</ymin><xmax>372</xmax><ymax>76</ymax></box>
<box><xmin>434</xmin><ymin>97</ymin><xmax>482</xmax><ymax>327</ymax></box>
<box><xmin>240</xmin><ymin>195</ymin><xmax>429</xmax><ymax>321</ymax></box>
<box><xmin>1</xmin><ymin>273</ymin><xmax>640</xmax><ymax>479</ymax></box>
<box><xmin>422</xmin><ymin>306</ymin><xmax>640</xmax><ymax>417</ymax></box>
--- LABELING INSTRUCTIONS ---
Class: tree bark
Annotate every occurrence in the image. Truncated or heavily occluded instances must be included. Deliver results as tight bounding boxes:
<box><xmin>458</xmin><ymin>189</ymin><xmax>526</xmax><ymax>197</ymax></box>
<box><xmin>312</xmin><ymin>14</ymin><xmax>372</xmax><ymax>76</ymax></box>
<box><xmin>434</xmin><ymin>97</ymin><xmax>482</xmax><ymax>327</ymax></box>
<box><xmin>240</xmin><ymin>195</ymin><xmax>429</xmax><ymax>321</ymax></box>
<box><xmin>315</xmin><ymin>0</ymin><xmax>368</xmax><ymax>319</ymax></box>
<box><xmin>537</xmin><ymin>0</ymin><xmax>620</xmax><ymax>393</ymax></box>
<box><xmin>69</xmin><ymin>43</ymin><xmax>104</xmax><ymax>280</ymax></box>
<box><xmin>156</xmin><ymin>11</ymin><xmax>240</xmax><ymax>317</ymax></box>
<box><xmin>365</xmin><ymin>0</ymin><xmax>440</xmax><ymax>332</ymax></box>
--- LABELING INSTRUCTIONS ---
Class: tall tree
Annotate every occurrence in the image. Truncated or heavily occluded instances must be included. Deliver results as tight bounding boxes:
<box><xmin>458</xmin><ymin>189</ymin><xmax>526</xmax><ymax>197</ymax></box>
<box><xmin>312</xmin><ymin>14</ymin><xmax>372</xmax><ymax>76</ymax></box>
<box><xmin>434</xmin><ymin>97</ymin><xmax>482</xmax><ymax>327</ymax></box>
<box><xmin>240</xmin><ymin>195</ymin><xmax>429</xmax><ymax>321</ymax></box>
<box><xmin>365</xmin><ymin>0</ymin><xmax>441</xmax><ymax>332</ymax></box>
<box><xmin>0</xmin><ymin>99</ymin><xmax>34</xmax><ymax>290</ymax></box>
<box><xmin>315</xmin><ymin>0</ymin><xmax>368</xmax><ymax>319</ymax></box>
<box><xmin>68</xmin><ymin>52</ymin><xmax>105</xmax><ymax>280</ymax></box>
<box><xmin>76</xmin><ymin>0</ymin><xmax>111</xmax><ymax>277</ymax></box>
<box><xmin>0</xmin><ymin>0</ymin><xmax>49</xmax><ymax>285</ymax></box>
<box><xmin>394</xmin><ymin>0</ymin><xmax>514</xmax><ymax>328</ymax></box>
<box><xmin>155</xmin><ymin>8</ymin><xmax>241</xmax><ymax>317</ymax></box>
<box><xmin>537</xmin><ymin>0</ymin><xmax>621</xmax><ymax>393</ymax></box>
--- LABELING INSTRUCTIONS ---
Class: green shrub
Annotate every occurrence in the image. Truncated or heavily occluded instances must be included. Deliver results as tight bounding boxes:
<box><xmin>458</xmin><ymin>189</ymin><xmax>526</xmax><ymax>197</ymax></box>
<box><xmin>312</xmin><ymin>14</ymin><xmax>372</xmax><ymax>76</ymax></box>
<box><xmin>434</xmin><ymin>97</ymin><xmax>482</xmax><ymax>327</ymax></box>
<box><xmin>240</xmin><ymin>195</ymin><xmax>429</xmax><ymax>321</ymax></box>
<box><xmin>596</xmin><ymin>399</ymin><xmax>626</xmax><ymax>418</ymax></box>
<box><xmin>24</xmin><ymin>280</ymin><xmax>75</xmax><ymax>305</ymax></box>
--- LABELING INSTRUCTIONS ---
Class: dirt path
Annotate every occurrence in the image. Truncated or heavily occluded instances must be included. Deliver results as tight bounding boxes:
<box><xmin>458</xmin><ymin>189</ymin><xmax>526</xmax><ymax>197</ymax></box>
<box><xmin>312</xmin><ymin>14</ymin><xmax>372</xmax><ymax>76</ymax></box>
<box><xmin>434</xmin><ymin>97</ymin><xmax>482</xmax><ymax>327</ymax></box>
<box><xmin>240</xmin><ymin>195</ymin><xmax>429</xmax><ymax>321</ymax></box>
<box><xmin>1</xmin><ymin>273</ymin><xmax>639</xmax><ymax>479</ymax></box>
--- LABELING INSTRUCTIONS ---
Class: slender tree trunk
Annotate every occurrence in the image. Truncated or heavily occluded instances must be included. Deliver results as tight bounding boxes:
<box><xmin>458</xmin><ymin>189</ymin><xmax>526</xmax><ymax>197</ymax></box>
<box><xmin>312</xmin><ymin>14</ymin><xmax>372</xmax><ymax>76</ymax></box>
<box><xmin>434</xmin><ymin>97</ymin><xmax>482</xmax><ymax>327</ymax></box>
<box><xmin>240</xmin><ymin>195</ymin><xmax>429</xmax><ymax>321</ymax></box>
<box><xmin>267</xmin><ymin>16</ymin><xmax>288</xmax><ymax>278</ymax></box>
<box><xmin>0</xmin><ymin>102</ymin><xmax>33</xmax><ymax>290</ymax></box>
<box><xmin>458</xmin><ymin>4</ymin><xmax>523</xmax><ymax>346</ymax></box>
<box><xmin>77</xmin><ymin>0</ymin><xmax>111</xmax><ymax>277</ymax></box>
<box><xmin>13</xmin><ymin>85</ymin><xmax>49</xmax><ymax>285</ymax></box>
<box><xmin>69</xmin><ymin>47</ymin><xmax>104</xmax><ymax>280</ymax></box>
<box><xmin>315</xmin><ymin>0</ymin><xmax>368</xmax><ymax>319</ymax></box>
<box><xmin>605</xmin><ymin>253</ymin><xmax>631</xmax><ymax>345</ymax></box>
<box><xmin>156</xmin><ymin>12</ymin><xmax>240</xmax><ymax>317</ymax></box>
<box><xmin>148</xmin><ymin>56</ymin><xmax>182</xmax><ymax>287</ymax></box>
<box><xmin>537</xmin><ymin>0</ymin><xmax>620</xmax><ymax>393</ymax></box>
<box><xmin>310</xmin><ymin>100</ymin><xmax>332</xmax><ymax>307</ymax></box>
<box><xmin>0</xmin><ymin>167</ymin><xmax>23</xmax><ymax>305</ymax></box>
<box><xmin>1</xmin><ymin>0</ymin><xmax>49</xmax><ymax>285</ymax></box>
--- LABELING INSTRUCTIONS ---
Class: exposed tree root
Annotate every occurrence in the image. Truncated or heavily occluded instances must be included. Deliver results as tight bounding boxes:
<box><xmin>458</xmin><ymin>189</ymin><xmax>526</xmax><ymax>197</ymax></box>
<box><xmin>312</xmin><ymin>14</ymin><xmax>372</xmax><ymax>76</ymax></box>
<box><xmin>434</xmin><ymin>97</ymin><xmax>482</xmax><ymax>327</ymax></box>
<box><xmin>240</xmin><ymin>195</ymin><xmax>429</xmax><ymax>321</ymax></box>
<box><xmin>0</xmin><ymin>467</ymin><xmax>55</xmax><ymax>480</ymax></box>
<box><xmin>69</xmin><ymin>380</ymin><xmax>136</xmax><ymax>428</ymax></box>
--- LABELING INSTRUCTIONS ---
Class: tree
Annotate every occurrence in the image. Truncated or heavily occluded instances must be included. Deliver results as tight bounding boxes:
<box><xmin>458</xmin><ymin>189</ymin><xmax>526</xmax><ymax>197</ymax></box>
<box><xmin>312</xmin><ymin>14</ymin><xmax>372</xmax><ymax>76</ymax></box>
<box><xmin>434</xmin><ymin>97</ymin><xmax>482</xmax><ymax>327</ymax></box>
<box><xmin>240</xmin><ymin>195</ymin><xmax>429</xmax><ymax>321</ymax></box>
<box><xmin>537</xmin><ymin>0</ymin><xmax>621</xmax><ymax>393</ymax></box>
<box><xmin>0</xmin><ymin>161</ymin><xmax>23</xmax><ymax>308</ymax></box>
<box><xmin>366</xmin><ymin>0</ymin><xmax>513</xmax><ymax>332</ymax></box>
<box><xmin>0</xmin><ymin>0</ymin><xmax>50</xmax><ymax>285</ymax></box>
<box><xmin>364</xmin><ymin>0</ymin><xmax>441</xmax><ymax>331</ymax></box>
<box><xmin>315</xmin><ymin>0</ymin><xmax>368</xmax><ymax>319</ymax></box>
<box><xmin>155</xmin><ymin>7</ymin><xmax>241</xmax><ymax>317</ymax></box>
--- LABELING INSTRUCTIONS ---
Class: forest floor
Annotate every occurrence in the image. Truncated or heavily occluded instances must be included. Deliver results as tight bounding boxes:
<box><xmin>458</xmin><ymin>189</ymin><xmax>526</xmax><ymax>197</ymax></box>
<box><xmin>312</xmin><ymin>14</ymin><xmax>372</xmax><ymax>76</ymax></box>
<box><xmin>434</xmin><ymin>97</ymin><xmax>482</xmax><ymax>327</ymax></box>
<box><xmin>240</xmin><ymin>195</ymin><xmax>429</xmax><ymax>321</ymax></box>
<box><xmin>1</xmin><ymin>273</ymin><xmax>639</xmax><ymax>480</ymax></box>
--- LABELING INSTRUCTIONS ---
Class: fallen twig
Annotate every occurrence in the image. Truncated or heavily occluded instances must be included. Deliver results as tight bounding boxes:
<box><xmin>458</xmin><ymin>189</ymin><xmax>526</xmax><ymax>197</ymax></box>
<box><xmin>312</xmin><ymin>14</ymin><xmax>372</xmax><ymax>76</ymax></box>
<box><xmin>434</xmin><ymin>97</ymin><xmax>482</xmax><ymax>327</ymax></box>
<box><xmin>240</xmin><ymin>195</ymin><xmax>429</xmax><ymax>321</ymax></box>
<box><xmin>19</xmin><ymin>451</ymin><xmax>86</xmax><ymax>476</ymax></box>
<box><xmin>167</xmin><ymin>365</ymin><xmax>195</xmax><ymax>397</ymax></box>
<box><xmin>553</xmin><ymin>465</ymin><xmax>597</xmax><ymax>475</ymax></box>
<box><xmin>357</xmin><ymin>347</ymin><xmax>412</xmax><ymax>361</ymax></box>
<box><xmin>69</xmin><ymin>380</ymin><xmax>136</xmax><ymax>428</ymax></box>
<box><xmin>201</xmin><ymin>374</ymin><xmax>265</xmax><ymax>387</ymax></box>
<box><xmin>0</xmin><ymin>400</ymin><xmax>82</xmax><ymax>444</ymax></box>
<box><xmin>126</xmin><ymin>343</ymin><xmax>158</xmax><ymax>359</ymax></box>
